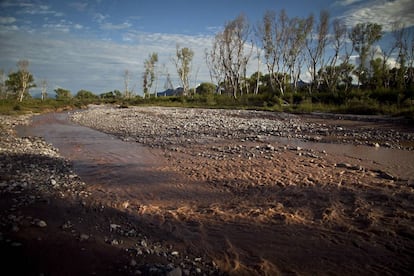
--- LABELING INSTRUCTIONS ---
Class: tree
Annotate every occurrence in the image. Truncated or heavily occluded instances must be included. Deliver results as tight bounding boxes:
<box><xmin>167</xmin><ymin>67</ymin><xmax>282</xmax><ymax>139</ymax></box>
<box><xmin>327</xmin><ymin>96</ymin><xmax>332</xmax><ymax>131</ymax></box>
<box><xmin>173</xmin><ymin>45</ymin><xmax>194</xmax><ymax>96</ymax></box>
<box><xmin>75</xmin><ymin>89</ymin><xmax>98</xmax><ymax>100</ymax></box>
<box><xmin>5</xmin><ymin>60</ymin><xmax>36</xmax><ymax>102</ymax></box>
<box><xmin>196</xmin><ymin>82</ymin><xmax>216</xmax><ymax>95</ymax></box>
<box><xmin>287</xmin><ymin>16</ymin><xmax>313</xmax><ymax>92</ymax></box>
<box><xmin>392</xmin><ymin>22</ymin><xmax>414</xmax><ymax>90</ymax></box>
<box><xmin>349</xmin><ymin>23</ymin><xmax>382</xmax><ymax>88</ymax></box>
<box><xmin>0</xmin><ymin>69</ymin><xmax>7</xmax><ymax>99</ymax></box>
<box><xmin>123</xmin><ymin>69</ymin><xmax>132</xmax><ymax>99</ymax></box>
<box><xmin>210</xmin><ymin>14</ymin><xmax>251</xmax><ymax>98</ymax></box>
<box><xmin>39</xmin><ymin>79</ymin><xmax>48</xmax><ymax>101</ymax></box>
<box><xmin>319</xmin><ymin>19</ymin><xmax>351</xmax><ymax>94</ymax></box>
<box><xmin>100</xmin><ymin>90</ymin><xmax>122</xmax><ymax>100</ymax></box>
<box><xmin>17</xmin><ymin>60</ymin><xmax>33</xmax><ymax>102</ymax></box>
<box><xmin>305</xmin><ymin>10</ymin><xmax>329</xmax><ymax>92</ymax></box>
<box><xmin>143</xmin><ymin>53</ymin><xmax>158</xmax><ymax>98</ymax></box>
<box><xmin>257</xmin><ymin>10</ymin><xmax>305</xmax><ymax>95</ymax></box>
<box><xmin>205</xmin><ymin>44</ymin><xmax>225</xmax><ymax>94</ymax></box>
<box><xmin>55</xmin><ymin>88</ymin><xmax>72</xmax><ymax>100</ymax></box>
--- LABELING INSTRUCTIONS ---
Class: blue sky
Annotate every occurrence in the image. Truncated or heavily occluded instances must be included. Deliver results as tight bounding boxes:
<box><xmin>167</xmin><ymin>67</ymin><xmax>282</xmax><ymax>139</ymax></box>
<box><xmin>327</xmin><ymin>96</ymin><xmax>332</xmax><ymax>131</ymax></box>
<box><xmin>0</xmin><ymin>0</ymin><xmax>413</xmax><ymax>96</ymax></box>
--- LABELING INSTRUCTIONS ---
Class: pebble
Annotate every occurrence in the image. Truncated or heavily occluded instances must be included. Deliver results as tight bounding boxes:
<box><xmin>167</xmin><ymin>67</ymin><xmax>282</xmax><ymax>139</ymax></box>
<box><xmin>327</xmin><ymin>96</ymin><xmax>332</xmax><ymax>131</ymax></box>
<box><xmin>167</xmin><ymin>267</ymin><xmax>182</xmax><ymax>276</ymax></box>
<box><xmin>36</xmin><ymin>220</ymin><xmax>47</xmax><ymax>228</ymax></box>
<box><xmin>80</xmin><ymin>234</ymin><xmax>89</xmax><ymax>241</ymax></box>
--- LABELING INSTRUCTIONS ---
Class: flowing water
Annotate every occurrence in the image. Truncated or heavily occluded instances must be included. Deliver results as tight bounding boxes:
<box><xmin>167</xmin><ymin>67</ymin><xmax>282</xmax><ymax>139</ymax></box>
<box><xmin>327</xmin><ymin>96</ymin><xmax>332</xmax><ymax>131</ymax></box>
<box><xmin>273</xmin><ymin>137</ymin><xmax>414</xmax><ymax>180</ymax></box>
<box><xmin>17</xmin><ymin>112</ymin><xmax>172</xmax><ymax>199</ymax></box>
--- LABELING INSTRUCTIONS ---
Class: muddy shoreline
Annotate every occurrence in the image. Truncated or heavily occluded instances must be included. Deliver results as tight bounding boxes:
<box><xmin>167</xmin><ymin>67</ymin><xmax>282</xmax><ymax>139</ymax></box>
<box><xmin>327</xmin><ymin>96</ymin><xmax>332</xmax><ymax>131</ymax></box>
<box><xmin>1</xmin><ymin>107</ymin><xmax>414</xmax><ymax>275</ymax></box>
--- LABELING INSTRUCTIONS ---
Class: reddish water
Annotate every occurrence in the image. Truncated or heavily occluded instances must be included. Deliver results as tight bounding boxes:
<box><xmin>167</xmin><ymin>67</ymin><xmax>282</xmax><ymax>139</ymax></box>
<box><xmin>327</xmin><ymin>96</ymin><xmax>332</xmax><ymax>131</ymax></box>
<box><xmin>17</xmin><ymin>112</ymin><xmax>168</xmax><ymax>191</ymax></box>
<box><xmin>274</xmin><ymin>137</ymin><xmax>414</xmax><ymax>180</ymax></box>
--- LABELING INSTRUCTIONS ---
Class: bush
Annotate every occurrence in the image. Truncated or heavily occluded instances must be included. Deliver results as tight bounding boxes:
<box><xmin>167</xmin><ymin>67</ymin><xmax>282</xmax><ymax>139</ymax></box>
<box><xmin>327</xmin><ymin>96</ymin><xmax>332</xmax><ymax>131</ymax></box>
<box><xmin>369</xmin><ymin>88</ymin><xmax>401</xmax><ymax>104</ymax></box>
<box><xmin>341</xmin><ymin>98</ymin><xmax>381</xmax><ymax>115</ymax></box>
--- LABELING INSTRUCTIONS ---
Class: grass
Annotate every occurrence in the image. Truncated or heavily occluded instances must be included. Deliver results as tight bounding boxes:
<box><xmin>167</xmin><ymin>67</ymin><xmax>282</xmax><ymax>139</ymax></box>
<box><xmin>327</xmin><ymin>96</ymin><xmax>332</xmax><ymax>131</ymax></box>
<box><xmin>1</xmin><ymin>93</ymin><xmax>413</xmax><ymax>122</ymax></box>
<box><xmin>0</xmin><ymin>99</ymin><xmax>77</xmax><ymax>115</ymax></box>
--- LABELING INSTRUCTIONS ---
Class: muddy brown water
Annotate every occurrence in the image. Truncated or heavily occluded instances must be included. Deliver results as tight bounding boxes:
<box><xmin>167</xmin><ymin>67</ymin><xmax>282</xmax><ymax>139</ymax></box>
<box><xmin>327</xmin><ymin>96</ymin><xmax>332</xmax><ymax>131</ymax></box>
<box><xmin>274</xmin><ymin>137</ymin><xmax>414</xmax><ymax>180</ymax></box>
<box><xmin>17</xmin><ymin>112</ymin><xmax>168</xmax><ymax>190</ymax></box>
<box><xmin>17</xmin><ymin>111</ymin><xmax>414</xmax><ymax>275</ymax></box>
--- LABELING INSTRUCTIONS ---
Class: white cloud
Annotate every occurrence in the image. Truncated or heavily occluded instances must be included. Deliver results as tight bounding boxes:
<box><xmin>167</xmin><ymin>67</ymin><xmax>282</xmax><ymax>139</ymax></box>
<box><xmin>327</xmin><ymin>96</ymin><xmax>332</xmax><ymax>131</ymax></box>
<box><xmin>100</xmin><ymin>22</ymin><xmax>132</xmax><ymax>30</ymax></box>
<box><xmin>0</xmin><ymin>24</ymin><xmax>19</xmax><ymax>33</ymax></box>
<box><xmin>0</xmin><ymin>16</ymin><xmax>16</xmax><ymax>24</ymax></box>
<box><xmin>19</xmin><ymin>3</ymin><xmax>64</xmax><ymax>17</ymax></box>
<box><xmin>0</xmin><ymin>29</ymin><xmax>218</xmax><ymax>95</ymax></box>
<box><xmin>94</xmin><ymin>13</ymin><xmax>109</xmax><ymax>24</ymax></box>
<box><xmin>341</xmin><ymin>0</ymin><xmax>414</xmax><ymax>31</ymax></box>
<box><xmin>336</xmin><ymin>0</ymin><xmax>366</xmax><ymax>6</ymax></box>
<box><xmin>69</xmin><ymin>2</ymin><xmax>88</xmax><ymax>12</ymax></box>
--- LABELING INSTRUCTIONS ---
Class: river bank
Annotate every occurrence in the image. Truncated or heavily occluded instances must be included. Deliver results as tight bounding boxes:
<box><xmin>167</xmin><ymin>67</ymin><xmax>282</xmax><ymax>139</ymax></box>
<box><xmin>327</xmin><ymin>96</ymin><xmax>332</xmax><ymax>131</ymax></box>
<box><xmin>1</xmin><ymin>106</ymin><xmax>414</xmax><ymax>275</ymax></box>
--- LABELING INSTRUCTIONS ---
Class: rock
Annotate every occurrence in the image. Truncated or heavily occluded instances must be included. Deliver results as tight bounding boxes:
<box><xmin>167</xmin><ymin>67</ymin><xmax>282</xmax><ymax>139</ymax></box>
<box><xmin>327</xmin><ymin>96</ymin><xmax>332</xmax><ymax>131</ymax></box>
<box><xmin>335</xmin><ymin>163</ymin><xmax>352</xmax><ymax>169</ymax></box>
<box><xmin>80</xmin><ymin>234</ymin><xmax>89</xmax><ymax>241</ymax></box>
<box><xmin>130</xmin><ymin>259</ymin><xmax>137</xmax><ymax>267</ymax></box>
<box><xmin>167</xmin><ymin>267</ymin><xmax>182</xmax><ymax>276</ymax></box>
<box><xmin>36</xmin><ymin>220</ymin><xmax>47</xmax><ymax>228</ymax></box>
<box><xmin>171</xmin><ymin>251</ymin><xmax>179</xmax><ymax>256</ymax></box>
<box><xmin>11</xmin><ymin>242</ymin><xmax>22</xmax><ymax>247</ymax></box>
<box><xmin>373</xmin><ymin>142</ymin><xmax>380</xmax><ymax>148</ymax></box>
<box><xmin>110</xmin><ymin>223</ymin><xmax>121</xmax><ymax>231</ymax></box>
<box><xmin>61</xmin><ymin>221</ymin><xmax>73</xmax><ymax>229</ymax></box>
<box><xmin>377</xmin><ymin>171</ymin><xmax>396</xmax><ymax>180</ymax></box>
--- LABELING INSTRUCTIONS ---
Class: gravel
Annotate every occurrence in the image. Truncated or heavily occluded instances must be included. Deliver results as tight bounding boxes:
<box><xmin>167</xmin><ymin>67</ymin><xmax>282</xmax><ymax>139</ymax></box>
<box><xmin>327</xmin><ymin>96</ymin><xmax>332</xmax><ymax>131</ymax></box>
<box><xmin>72</xmin><ymin>106</ymin><xmax>414</xmax><ymax>150</ymax></box>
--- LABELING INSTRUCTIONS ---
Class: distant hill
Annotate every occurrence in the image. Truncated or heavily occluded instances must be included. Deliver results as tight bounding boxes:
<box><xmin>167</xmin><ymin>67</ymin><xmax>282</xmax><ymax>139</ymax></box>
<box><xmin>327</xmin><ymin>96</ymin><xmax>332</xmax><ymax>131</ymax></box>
<box><xmin>156</xmin><ymin>87</ymin><xmax>184</xmax><ymax>97</ymax></box>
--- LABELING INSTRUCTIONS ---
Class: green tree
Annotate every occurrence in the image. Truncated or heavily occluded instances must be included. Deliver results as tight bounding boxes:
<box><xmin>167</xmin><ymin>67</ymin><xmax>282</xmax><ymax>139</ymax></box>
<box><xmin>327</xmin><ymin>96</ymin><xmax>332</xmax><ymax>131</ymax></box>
<box><xmin>0</xmin><ymin>69</ymin><xmax>7</xmax><ymax>99</ymax></box>
<box><xmin>349</xmin><ymin>23</ymin><xmax>382</xmax><ymax>88</ymax></box>
<box><xmin>75</xmin><ymin>89</ymin><xmax>98</xmax><ymax>100</ymax></box>
<box><xmin>100</xmin><ymin>90</ymin><xmax>122</xmax><ymax>100</ymax></box>
<box><xmin>369</xmin><ymin>57</ymin><xmax>389</xmax><ymax>90</ymax></box>
<box><xmin>305</xmin><ymin>10</ymin><xmax>329</xmax><ymax>92</ymax></box>
<box><xmin>196</xmin><ymin>82</ymin><xmax>216</xmax><ymax>95</ymax></box>
<box><xmin>173</xmin><ymin>45</ymin><xmax>194</xmax><ymax>96</ymax></box>
<box><xmin>5</xmin><ymin>60</ymin><xmax>36</xmax><ymax>102</ymax></box>
<box><xmin>55</xmin><ymin>88</ymin><xmax>72</xmax><ymax>100</ymax></box>
<box><xmin>143</xmin><ymin>53</ymin><xmax>158</xmax><ymax>98</ymax></box>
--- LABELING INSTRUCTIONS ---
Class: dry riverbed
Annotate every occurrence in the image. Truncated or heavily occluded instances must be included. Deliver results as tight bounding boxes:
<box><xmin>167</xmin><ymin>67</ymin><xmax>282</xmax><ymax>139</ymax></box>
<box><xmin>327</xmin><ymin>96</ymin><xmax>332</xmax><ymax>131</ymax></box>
<box><xmin>1</xmin><ymin>106</ymin><xmax>414</xmax><ymax>275</ymax></box>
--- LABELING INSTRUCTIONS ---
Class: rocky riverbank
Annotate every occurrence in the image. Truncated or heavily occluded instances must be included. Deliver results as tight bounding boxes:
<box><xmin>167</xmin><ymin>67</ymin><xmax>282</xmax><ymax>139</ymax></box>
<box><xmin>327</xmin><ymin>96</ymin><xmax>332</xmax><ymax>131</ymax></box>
<box><xmin>72</xmin><ymin>106</ymin><xmax>414</xmax><ymax>150</ymax></box>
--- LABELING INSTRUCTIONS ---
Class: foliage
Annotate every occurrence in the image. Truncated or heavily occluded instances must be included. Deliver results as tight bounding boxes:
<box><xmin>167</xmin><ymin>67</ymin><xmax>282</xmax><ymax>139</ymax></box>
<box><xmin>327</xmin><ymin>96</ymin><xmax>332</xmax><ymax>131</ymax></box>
<box><xmin>5</xmin><ymin>70</ymin><xmax>35</xmax><ymax>101</ymax></box>
<box><xmin>75</xmin><ymin>89</ymin><xmax>98</xmax><ymax>100</ymax></box>
<box><xmin>196</xmin><ymin>82</ymin><xmax>216</xmax><ymax>95</ymax></box>
<box><xmin>143</xmin><ymin>53</ymin><xmax>158</xmax><ymax>98</ymax></box>
<box><xmin>55</xmin><ymin>88</ymin><xmax>72</xmax><ymax>100</ymax></box>
<box><xmin>173</xmin><ymin>46</ymin><xmax>194</xmax><ymax>95</ymax></box>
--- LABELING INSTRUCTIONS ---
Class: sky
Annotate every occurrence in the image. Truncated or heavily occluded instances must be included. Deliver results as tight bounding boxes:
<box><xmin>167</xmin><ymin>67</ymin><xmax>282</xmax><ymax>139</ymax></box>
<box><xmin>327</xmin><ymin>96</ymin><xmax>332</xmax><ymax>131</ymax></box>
<box><xmin>0</xmin><ymin>0</ymin><xmax>414</xmax><ymax>97</ymax></box>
